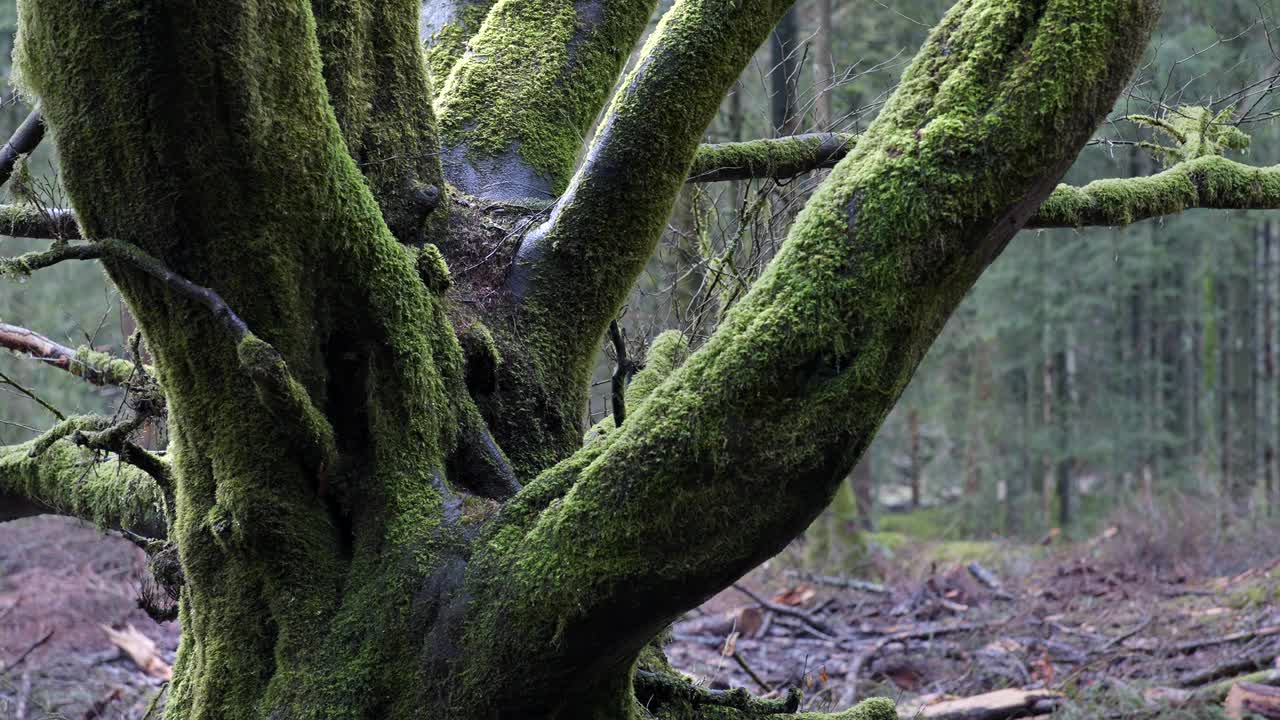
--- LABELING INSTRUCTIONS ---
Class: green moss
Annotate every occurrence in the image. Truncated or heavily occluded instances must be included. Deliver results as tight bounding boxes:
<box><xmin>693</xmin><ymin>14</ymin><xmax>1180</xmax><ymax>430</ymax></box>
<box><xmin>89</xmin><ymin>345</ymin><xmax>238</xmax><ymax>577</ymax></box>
<box><xmin>462</xmin><ymin>1</ymin><xmax>1157</xmax><ymax>715</ymax></box>
<box><xmin>1129</xmin><ymin>105</ymin><xmax>1250</xmax><ymax>165</ymax></box>
<box><xmin>492</xmin><ymin>0</ymin><xmax>795</xmax><ymax>477</ymax></box>
<box><xmin>415</xmin><ymin>242</ymin><xmax>454</xmax><ymax>294</ymax></box>
<box><xmin>0</xmin><ymin>438</ymin><xmax>166</xmax><ymax>538</ymax></box>
<box><xmin>689</xmin><ymin>133</ymin><xmax>856</xmax><ymax>181</ymax></box>
<box><xmin>71</xmin><ymin>346</ymin><xmax>143</xmax><ymax>386</ymax></box>
<box><xmin>236</xmin><ymin>334</ymin><xmax>337</xmax><ymax>478</ymax></box>
<box><xmin>1031</xmin><ymin>154</ymin><xmax>1280</xmax><ymax>228</ymax></box>
<box><xmin>424</xmin><ymin>3</ymin><xmax>493</xmax><ymax>86</ymax></box>
<box><xmin>433</xmin><ymin>0</ymin><xmax>657</xmax><ymax>193</ymax></box>
<box><xmin>795</xmin><ymin>699</ymin><xmax>897</xmax><ymax>720</ymax></box>
<box><xmin>312</xmin><ymin>0</ymin><xmax>448</xmax><ymax>243</ymax></box>
<box><xmin>16</xmin><ymin>0</ymin><xmax>468</xmax><ymax>715</ymax></box>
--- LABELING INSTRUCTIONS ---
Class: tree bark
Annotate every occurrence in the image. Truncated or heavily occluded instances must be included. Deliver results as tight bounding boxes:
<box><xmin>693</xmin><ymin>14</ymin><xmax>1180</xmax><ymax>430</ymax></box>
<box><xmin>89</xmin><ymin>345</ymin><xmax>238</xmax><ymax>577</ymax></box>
<box><xmin>0</xmin><ymin>0</ymin><xmax>1166</xmax><ymax>716</ymax></box>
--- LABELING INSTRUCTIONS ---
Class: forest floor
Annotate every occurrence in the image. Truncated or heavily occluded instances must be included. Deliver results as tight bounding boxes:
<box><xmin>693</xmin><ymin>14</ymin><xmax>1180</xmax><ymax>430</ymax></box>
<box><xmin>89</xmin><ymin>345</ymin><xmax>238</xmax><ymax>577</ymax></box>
<box><xmin>670</xmin><ymin>512</ymin><xmax>1280</xmax><ymax>720</ymax></box>
<box><xmin>3</xmin><ymin>512</ymin><xmax>1280</xmax><ymax>719</ymax></box>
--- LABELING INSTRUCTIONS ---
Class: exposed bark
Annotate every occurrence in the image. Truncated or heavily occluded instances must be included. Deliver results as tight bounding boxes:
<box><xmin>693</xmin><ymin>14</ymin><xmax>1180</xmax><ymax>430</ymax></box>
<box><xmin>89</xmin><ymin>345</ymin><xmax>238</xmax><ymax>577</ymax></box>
<box><xmin>433</xmin><ymin>0</ymin><xmax>657</xmax><ymax>199</ymax></box>
<box><xmin>0</xmin><ymin>322</ymin><xmax>139</xmax><ymax>386</ymax></box>
<box><xmin>0</xmin><ymin>107</ymin><xmax>44</xmax><ymax>187</ymax></box>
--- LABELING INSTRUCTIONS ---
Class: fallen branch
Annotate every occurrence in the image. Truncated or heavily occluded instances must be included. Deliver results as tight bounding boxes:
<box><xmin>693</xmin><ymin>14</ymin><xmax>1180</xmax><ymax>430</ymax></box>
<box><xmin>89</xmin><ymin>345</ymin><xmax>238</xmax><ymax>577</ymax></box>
<box><xmin>898</xmin><ymin>689</ymin><xmax>1064</xmax><ymax>720</ymax></box>
<box><xmin>731</xmin><ymin>650</ymin><xmax>773</xmax><ymax>693</ymax></box>
<box><xmin>786</xmin><ymin>570</ymin><xmax>890</xmax><ymax>595</ymax></box>
<box><xmin>1178</xmin><ymin>650</ymin><xmax>1276</xmax><ymax>687</ymax></box>
<box><xmin>1226</xmin><ymin>682</ymin><xmax>1280</xmax><ymax>719</ymax></box>
<box><xmin>846</xmin><ymin>620</ymin><xmax>995</xmax><ymax>690</ymax></box>
<box><xmin>1145</xmin><ymin>669</ymin><xmax>1280</xmax><ymax>707</ymax></box>
<box><xmin>1171</xmin><ymin>625</ymin><xmax>1280</xmax><ymax>654</ymax></box>
<box><xmin>0</xmin><ymin>629</ymin><xmax>53</xmax><ymax>675</ymax></box>
<box><xmin>732</xmin><ymin>583</ymin><xmax>837</xmax><ymax>636</ymax></box>
<box><xmin>633</xmin><ymin>669</ymin><xmax>800</xmax><ymax>714</ymax></box>
<box><xmin>967</xmin><ymin>562</ymin><xmax>1014</xmax><ymax>600</ymax></box>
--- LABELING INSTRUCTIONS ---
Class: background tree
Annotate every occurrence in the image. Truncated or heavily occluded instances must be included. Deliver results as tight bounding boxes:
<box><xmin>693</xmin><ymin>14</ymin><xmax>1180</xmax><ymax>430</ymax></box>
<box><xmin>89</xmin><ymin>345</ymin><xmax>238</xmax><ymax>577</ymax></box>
<box><xmin>0</xmin><ymin>0</ymin><xmax>1278</xmax><ymax>718</ymax></box>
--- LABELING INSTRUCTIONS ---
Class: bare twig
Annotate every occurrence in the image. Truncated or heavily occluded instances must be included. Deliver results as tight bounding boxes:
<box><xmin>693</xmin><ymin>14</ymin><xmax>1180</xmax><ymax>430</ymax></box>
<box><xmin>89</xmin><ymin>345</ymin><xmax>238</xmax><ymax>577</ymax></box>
<box><xmin>732</xmin><ymin>583</ymin><xmax>836</xmax><ymax>636</ymax></box>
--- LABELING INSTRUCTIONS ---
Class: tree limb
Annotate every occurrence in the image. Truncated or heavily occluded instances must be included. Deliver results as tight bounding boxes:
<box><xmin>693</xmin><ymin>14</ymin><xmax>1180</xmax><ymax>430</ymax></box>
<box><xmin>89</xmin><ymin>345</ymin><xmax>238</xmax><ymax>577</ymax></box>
<box><xmin>420</xmin><ymin>0</ymin><xmax>498</xmax><ymax>87</ymax></box>
<box><xmin>688</xmin><ymin>136</ymin><xmax>1280</xmax><ymax>230</ymax></box>
<box><xmin>0</xmin><ymin>108</ymin><xmax>45</xmax><ymax>188</ymax></box>
<box><xmin>482</xmin><ymin>0</ymin><xmax>797</xmax><ymax>481</ymax></box>
<box><xmin>467</xmin><ymin>0</ymin><xmax>1158</xmax><ymax>701</ymax></box>
<box><xmin>313</xmin><ymin>0</ymin><xmax>447</xmax><ymax>243</ymax></box>
<box><xmin>434</xmin><ymin>0</ymin><xmax>658</xmax><ymax>199</ymax></box>
<box><xmin>1</xmin><ymin>238</ymin><xmax>339</xmax><ymax>484</ymax></box>
<box><xmin>0</xmin><ymin>203</ymin><xmax>79</xmax><ymax>239</ymax></box>
<box><xmin>0</xmin><ymin>322</ymin><xmax>141</xmax><ymax>386</ymax></box>
<box><xmin>0</xmin><ymin>436</ymin><xmax>167</xmax><ymax>538</ymax></box>
<box><xmin>687</xmin><ymin>133</ymin><xmax>857</xmax><ymax>183</ymax></box>
<box><xmin>1028</xmin><ymin>155</ymin><xmax>1280</xmax><ymax>228</ymax></box>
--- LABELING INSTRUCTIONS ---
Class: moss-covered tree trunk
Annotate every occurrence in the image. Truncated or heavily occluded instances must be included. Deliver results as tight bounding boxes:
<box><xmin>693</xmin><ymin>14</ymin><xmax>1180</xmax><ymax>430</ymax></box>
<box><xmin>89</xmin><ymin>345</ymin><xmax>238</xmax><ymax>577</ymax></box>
<box><xmin>0</xmin><ymin>0</ymin><xmax>1178</xmax><ymax>717</ymax></box>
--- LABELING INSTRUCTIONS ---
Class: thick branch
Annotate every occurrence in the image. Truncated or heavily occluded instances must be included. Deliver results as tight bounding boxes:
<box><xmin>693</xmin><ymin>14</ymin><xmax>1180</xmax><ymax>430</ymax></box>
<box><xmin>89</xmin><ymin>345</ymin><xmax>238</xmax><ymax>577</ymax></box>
<box><xmin>467</xmin><ymin>0</ymin><xmax>1159</xmax><ymax>704</ymax></box>
<box><xmin>1</xmin><ymin>239</ymin><xmax>251</xmax><ymax>338</ymax></box>
<box><xmin>0</xmin><ymin>322</ymin><xmax>140</xmax><ymax>386</ymax></box>
<box><xmin>688</xmin><ymin>133</ymin><xmax>856</xmax><ymax>183</ymax></box>
<box><xmin>479</xmin><ymin>0</ymin><xmax>797</xmax><ymax>479</ymax></box>
<box><xmin>433</xmin><ymin>0</ymin><xmax>657</xmax><ymax>199</ymax></box>
<box><xmin>313</xmin><ymin>0</ymin><xmax>447</xmax><ymax>243</ymax></box>
<box><xmin>1028</xmin><ymin>155</ymin><xmax>1280</xmax><ymax>228</ymax></box>
<box><xmin>0</xmin><ymin>108</ymin><xmax>45</xmax><ymax>187</ymax></box>
<box><xmin>0</xmin><ymin>204</ymin><xmax>79</xmax><ymax>239</ymax></box>
<box><xmin>421</xmin><ymin>0</ymin><xmax>497</xmax><ymax>86</ymax></box>
<box><xmin>506</xmin><ymin>0</ymin><xmax>794</xmax><ymax>337</ymax></box>
<box><xmin>0</xmin><ymin>437</ymin><xmax>167</xmax><ymax>538</ymax></box>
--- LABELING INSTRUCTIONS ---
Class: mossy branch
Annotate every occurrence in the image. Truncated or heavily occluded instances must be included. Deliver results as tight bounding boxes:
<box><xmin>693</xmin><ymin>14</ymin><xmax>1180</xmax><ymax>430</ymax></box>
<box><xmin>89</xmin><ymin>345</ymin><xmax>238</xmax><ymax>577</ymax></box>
<box><xmin>634</xmin><ymin>669</ymin><xmax>802</xmax><ymax>714</ymax></box>
<box><xmin>493</xmin><ymin>0</ymin><xmax>797</xmax><ymax>481</ymax></box>
<box><xmin>312</xmin><ymin>0</ymin><xmax>447</xmax><ymax>243</ymax></box>
<box><xmin>1</xmin><ymin>238</ymin><xmax>251</xmax><ymax>337</ymax></box>
<box><xmin>0</xmin><ymin>204</ymin><xmax>78</xmax><ymax>239</ymax></box>
<box><xmin>2</xmin><ymin>239</ymin><xmax>337</xmax><ymax>482</ymax></box>
<box><xmin>421</xmin><ymin>0</ymin><xmax>498</xmax><ymax>87</ymax></box>
<box><xmin>0</xmin><ymin>436</ymin><xmax>167</xmax><ymax>538</ymax></box>
<box><xmin>688</xmin><ymin>133</ymin><xmax>857</xmax><ymax>183</ymax></box>
<box><xmin>236</xmin><ymin>335</ymin><xmax>337</xmax><ymax>481</ymax></box>
<box><xmin>1029</xmin><ymin>155</ymin><xmax>1280</xmax><ymax>228</ymax></box>
<box><xmin>0</xmin><ymin>322</ymin><xmax>142</xmax><ymax>387</ymax></box>
<box><xmin>466</xmin><ymin>0</ymin><xmax>1157</xmax><ymax>704</ymax></box>
<box><xmin>0</xmin><ymin>108</ymin><xmax>45</xmax><ymax>188</ymax></box>
<box><xmin>434</xmin><ymin>0</ymin><xmax>657</xmax><ymax>199</ymax></box>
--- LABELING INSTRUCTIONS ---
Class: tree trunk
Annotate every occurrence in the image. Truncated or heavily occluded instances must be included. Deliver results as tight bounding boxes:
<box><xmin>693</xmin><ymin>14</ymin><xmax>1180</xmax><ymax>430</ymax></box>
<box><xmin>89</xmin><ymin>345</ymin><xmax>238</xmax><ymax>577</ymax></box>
<box><xmin>0</xmin><ymin>0</ymin><xmax>1162</xmax><ymax>716</ymax></box>
<box><xmin>814</xmin><ymin>0</ymin><xmax>834</xmax><ymax>130</ymax></box>
<box><xmin>770</xmin><ymin>6</ymin><xmax>801</xmax><ymax>136</ymax></box>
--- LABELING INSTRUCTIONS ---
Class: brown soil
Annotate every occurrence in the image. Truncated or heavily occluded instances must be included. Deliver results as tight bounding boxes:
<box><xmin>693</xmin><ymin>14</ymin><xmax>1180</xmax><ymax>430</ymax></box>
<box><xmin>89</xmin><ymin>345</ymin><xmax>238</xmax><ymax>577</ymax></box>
<box><xmin>2</xmin><ymin>515</ymin><xmax>1277</xmax><ymax>718</ymax></box>
<box><xmin>0</xmin><ymin>516</ymin><xmax>177</xmax><ymax>720</ymax></box>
